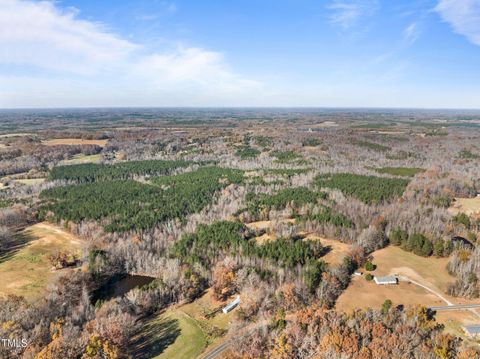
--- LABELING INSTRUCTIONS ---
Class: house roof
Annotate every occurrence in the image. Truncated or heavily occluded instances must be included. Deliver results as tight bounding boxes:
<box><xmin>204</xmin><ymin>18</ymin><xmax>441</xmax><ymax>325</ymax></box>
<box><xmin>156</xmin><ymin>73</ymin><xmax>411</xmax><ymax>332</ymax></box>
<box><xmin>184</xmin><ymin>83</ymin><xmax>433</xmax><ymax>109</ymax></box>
<box><xmin>223</xmin><ymin>296</ymin><xmax>240</xmax><ymax>311</ymax></box>
<box><xmin>464</xmin><ymin>325</ymin><xmax>480</xmax><ymax>334</ymax></box>
<box><xmin>374</xmin><ymin>275</ymin><xmax>397</xmax><ymax>283</ymax></box>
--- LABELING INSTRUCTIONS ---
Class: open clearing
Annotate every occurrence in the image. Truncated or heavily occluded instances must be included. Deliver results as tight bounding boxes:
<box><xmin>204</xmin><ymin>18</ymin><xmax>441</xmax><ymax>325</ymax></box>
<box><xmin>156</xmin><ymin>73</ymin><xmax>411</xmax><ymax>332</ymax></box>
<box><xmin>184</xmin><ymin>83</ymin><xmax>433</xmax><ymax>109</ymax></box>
<box><xmin>131</xmin><ymin>309</ymin><xmax>206</xmax><ymax>359</ymax></box>
<box><xmin>246</xmin><ymin>219</ymin><xmax>296</xmax><ymax>232</ymax></box>
<box><xmin>304</xmin><ymin>234</ymin><xmax>351</xmax><ymax>265</ymax></box>
<box><xmin>0</xmin><ymin>133</ymin><xmax>35</xmax><ymax>138</ymax></box>
<box><xmin>372</xmin><ymin>246</ymin><xmax>454</xmax><ymax>294</ymax></box>
<box><xmin>12</xmin><ymin>178</ymin><xmax>46</xmax><ymax>186</ymax></box>
<box><xmin>336</xmin><ymin>276</ymin><xmax>447</xmax><ymax>312</ymax></box>
<box><xmin>336</xmin><ymin>246</ymin><xmax>461</xmax><ymax>312</ymax></box>
<box><xmin>449</xmin><ymin>197</ymin><xmax>480</xmax><ymax>216</ymax></box>
<box><xmin>42</xmin><ymin>138</ymin><xmax>108</xmax><ymax>147</ymax></box>
<box><xmin>0</xmin><ymin>222</ymin><xmax>82</xmax><ymax>301</ymax></box>
<box><xmin>132</xmin><ymin>289</ymin><xmax>236</xmax><ymax>359</ymax></box>
<box><xmin>60</xmin><ymin>153</ymin><xmax>102</xmax><ymax>165</ymax></box>
<box><xmin>336</xmin><ymin>246</ymin><xmax>480</xmax><ymax>340</ymax></box>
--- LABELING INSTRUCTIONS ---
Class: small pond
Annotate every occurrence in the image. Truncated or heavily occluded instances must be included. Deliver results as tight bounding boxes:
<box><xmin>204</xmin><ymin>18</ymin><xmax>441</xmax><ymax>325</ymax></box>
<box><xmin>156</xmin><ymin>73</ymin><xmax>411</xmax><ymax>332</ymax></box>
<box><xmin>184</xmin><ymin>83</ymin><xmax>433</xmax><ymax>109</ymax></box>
<box><xmin>93</xmin><ymin>274</ymin><xmax>155</xmax><ymax>302</ymax></box>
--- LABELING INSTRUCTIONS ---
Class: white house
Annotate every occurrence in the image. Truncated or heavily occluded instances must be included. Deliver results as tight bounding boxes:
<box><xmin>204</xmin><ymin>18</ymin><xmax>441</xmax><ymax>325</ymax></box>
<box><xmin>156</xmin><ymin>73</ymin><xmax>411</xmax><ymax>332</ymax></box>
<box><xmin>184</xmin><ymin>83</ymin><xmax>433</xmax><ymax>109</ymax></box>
<box><xmin>222</xmin><ymin>295</ymin><xmax>240</xmax><ymax>314</ymax></box>
<box><xmin>374</xmin><ymin>275</ymin><xmax>398</xmax><ymax>285</ymax></box>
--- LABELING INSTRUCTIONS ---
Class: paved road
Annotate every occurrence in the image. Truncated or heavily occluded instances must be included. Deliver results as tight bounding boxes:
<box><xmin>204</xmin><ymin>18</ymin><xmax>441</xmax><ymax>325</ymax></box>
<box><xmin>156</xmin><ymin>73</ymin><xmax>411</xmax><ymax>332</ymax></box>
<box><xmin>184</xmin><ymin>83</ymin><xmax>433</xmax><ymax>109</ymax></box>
<box><xmin>428</xmin><ymin>304</ymin><xmax>480</xmax><ymax>311</ymax></box>
<box><xmin>199</xmin><ymin>340</ymin><xmax>232</xmax><ymax>359</ymax></box>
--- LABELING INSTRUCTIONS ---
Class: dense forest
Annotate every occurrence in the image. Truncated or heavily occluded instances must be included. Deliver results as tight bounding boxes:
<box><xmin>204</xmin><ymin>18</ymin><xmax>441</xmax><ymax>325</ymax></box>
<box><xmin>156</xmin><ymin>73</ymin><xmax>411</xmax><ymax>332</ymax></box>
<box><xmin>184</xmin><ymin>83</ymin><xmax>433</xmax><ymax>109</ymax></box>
<box><xmin>40</xmin><ymin>166</ymin><xmax>244</xmax><ymax>232</ymax></box>
<box><xmin>0</xmin><ymin>109</ymin><xmax>479</xmax><ymax>358</ymax></box>
<box><xmin>314</xmin><ymin>173</ymin><xmax>410</xmax><ymax>204</ymax></box>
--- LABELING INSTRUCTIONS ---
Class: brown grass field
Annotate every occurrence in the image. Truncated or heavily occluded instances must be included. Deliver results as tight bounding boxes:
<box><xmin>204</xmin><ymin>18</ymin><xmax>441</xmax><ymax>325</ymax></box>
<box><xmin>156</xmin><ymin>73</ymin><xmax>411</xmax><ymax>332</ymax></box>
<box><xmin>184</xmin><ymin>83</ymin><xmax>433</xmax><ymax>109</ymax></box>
<box><xmin>336</xmin><ymin>246</ymin><xmax>458</xmax><ymax>311</ymax></box>
<box><xmin>245</xmin><ymin>220</ymin><xmax>271</xmax><ymax>231</ymax></box>
<box><xmin>60</xmin><ymin>153</ymin><xmax>102</xmax><ymax>165</ymax></box>
<box><xmin>304</xmin><ymin>234</ymin><xmax>351</xmax><ymax>265</ymax></box>
<box><xmin>336</xmin><ymin>276</ymin><xmax>446</xmax><ymax>312</ymax></box>
<box><xmin>448</xmin><ymin>197</ymin><xmax>480</xmax><ymax>216</ymax></box>
<box><xmin>371</xmin><ymin>246</ymin><xmax>454</xmax><ymax>293</ymax></box>
<box><xmin>0</xmin><ymin>222</ymin><xmax>82</xmax><ymax>301</ymax></box>
<box><xmin>42</xmin><ymin>138</ymin><xmax>108</xmax><ymax>147</ymax></box>
<box><xmin>336</xmin><ymin>246</ymin><xmax>480</xmax><ymax>342</ymax></box>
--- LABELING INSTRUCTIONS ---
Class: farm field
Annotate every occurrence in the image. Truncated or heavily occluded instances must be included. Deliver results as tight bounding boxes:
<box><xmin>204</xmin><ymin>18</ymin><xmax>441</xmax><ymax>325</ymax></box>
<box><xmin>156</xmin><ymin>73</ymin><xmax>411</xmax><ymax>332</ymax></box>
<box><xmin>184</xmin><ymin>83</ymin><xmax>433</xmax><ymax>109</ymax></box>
<box><xmin>0</xmin><ymin>222</ymin><xmax>82</xmax><ymax>301</ymax></box>
<box><xmin>42</xmin><ymin>138</ymin><xmax>108</xmax><ymax>147</ymax></box>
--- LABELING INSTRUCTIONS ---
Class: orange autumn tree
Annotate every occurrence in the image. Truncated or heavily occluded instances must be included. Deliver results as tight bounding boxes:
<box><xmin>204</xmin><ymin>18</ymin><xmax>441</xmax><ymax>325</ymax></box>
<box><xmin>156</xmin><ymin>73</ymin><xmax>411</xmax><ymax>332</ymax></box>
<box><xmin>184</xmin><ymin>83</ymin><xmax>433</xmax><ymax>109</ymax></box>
<box><xmin>212</xmin><ymin>263</ymin><xmax>236</xmax><ymax>300</ymax></box>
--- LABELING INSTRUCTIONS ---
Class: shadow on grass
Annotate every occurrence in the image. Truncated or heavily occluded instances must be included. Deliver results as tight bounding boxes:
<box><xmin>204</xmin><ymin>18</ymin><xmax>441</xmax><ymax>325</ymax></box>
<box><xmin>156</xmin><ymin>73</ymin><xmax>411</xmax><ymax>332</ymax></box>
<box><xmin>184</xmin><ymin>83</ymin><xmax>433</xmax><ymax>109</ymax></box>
<box><xmin>0</xmin><ymin>231</ymin><xmax>36</xmax><ymax>264</ymax></box>
<box><xmin>129</xmin><ymin>314</ymin><xmax>181</xmax><ymax>359</ymax></box>
<box><xmin>321</xmin><ymin>245</ymin><xmax>333</xmax><ymax>258</ymax></box>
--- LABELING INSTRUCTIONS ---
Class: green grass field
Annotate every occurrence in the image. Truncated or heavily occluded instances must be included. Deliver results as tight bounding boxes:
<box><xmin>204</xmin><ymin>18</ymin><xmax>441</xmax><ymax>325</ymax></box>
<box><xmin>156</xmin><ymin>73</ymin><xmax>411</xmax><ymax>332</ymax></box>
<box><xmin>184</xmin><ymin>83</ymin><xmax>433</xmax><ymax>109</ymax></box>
<box><xmin>0</xmin><ymin>223</ymin><xmax>82</xmax><ymax>301</ymax></box>
<box><xmin>132</xmin><ymin>290</ymin><xmax>235</xmax><ymax>358</ymax></box>
<box><xmin>371</xmin><ymin>167</ymin><xmax>425</xmax><ymax>177</ymax></box>
<box><xmin>131</xmin><ymin>309</ymin><xmax>206</xmax><ymax>359</ymax></box>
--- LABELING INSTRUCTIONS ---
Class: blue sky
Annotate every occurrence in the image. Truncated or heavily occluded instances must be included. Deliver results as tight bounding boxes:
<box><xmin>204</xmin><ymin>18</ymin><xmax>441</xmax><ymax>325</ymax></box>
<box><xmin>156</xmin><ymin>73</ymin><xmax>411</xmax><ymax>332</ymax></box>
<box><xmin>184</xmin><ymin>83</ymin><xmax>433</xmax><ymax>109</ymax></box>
<box><xmin>1</xmin><ymin>0</ymin><xmax>480</xmax><ymax>108</ymax></box>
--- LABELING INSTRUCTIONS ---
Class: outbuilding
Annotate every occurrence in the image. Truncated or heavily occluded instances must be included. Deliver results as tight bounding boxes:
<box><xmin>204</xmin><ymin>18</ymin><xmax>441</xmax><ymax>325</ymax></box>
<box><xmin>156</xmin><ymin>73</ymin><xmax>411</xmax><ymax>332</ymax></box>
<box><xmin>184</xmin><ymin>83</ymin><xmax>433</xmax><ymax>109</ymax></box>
<box><xmin>374</xmin><ymin>275</ymin><xmax>398</xmax><ymax>285</ymax></box>
<box><xmin>222</xmin><ymin>296</ymin><xmax>240</xmax><ymax>314</ymax></box>
<box><xmin>463</xmin><ymin>325</ymin><xmax>480</xmax><ymax>337</ymax></box>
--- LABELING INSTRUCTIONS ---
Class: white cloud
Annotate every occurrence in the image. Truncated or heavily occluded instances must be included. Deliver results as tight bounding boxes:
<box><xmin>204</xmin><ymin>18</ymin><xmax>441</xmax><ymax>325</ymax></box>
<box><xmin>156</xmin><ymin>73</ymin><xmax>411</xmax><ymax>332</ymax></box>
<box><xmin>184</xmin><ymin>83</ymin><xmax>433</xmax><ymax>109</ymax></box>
<box><xmin>0</xmin><ymin>0</ymin><xmax>137</xmax><ymax>75</ymax></box>
<box><xmin>403</xmin><ymin>22</ymin><xmax>420</xmax><ymax>45</ymax></box>
<box><xmin>327</xmin><ymin>0</ymin><xmax>378</xmax><ymax>30</ymax></box>
<box><xmin>0</xmin><ymin>0</ymin><xmax>260</xmax><ymax>107</ymax></box>
<box><xmin>435</xmin><ymin>0</ymin><xmax>480</xmax><ymax>45</ymax></box>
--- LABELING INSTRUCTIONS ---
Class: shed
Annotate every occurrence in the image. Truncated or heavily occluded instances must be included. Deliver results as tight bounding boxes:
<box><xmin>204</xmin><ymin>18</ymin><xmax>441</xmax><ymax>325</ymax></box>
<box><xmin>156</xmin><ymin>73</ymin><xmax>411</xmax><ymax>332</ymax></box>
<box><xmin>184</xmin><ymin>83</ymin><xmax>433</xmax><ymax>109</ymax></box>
<box><xmin>374</xmin><ymin>275</ymin><xmax>398</xmax><ymax>285</ymax></box>
<box><xmin>222</xmin><ymin>295</ymin><xmax>240</xmax><ymax>314</ymax></box>
<box><xmin>463</xmin><ymin>325</ymin><xmax>480</xmax><ymax>337</ymax></box>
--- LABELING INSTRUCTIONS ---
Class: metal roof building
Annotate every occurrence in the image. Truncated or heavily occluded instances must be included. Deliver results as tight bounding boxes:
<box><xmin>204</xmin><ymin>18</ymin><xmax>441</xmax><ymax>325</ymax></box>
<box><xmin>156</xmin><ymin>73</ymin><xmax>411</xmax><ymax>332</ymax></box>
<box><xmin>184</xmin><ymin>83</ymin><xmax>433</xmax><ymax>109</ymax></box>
<box><xmin>374</xmin><ymin>275</ymin><xmax>398</xmax><ymax>285</ymax></box>
<box><xmin>463</xmin><ymin>325</ymin><xmax>480</xmax><ymax>337</ymax></box>
<box><xmin>222</xmin><ymin>296</ymin><xmax>240</xmax><ymax>314</ymax></box>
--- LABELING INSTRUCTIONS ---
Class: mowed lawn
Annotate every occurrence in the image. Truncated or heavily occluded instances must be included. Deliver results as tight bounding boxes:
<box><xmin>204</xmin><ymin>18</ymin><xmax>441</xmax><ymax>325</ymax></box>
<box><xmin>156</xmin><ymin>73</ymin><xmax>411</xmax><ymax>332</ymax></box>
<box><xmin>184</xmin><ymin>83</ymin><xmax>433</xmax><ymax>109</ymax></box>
<box><xmin>131</xmin><ymin>309</ymin><xmax>206</xmax><ymax>359</ymax></box>
<box><xmin>132</xmin><ymin>289</ymin><xmax>236</xmax><ymax>359</ymax></box>
<box><xmin>0</xmin><ymin>222</ymin><xmax>82</xmax><ymax>301</ymax></box>
<box><xmin>336</xmin><ymin>246</ymin><xmax>456</xmax><ymax>312</ymax></box>
<box><xmin>372</xmin><ymin>246</ymin><xmax>454</xmax><ymax>293</ymax></box>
